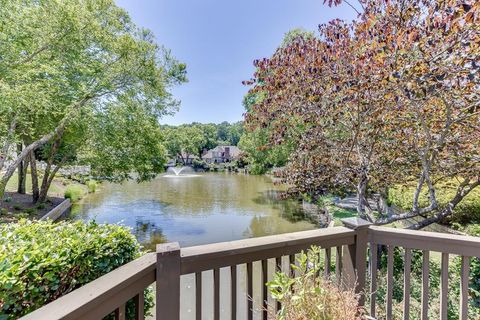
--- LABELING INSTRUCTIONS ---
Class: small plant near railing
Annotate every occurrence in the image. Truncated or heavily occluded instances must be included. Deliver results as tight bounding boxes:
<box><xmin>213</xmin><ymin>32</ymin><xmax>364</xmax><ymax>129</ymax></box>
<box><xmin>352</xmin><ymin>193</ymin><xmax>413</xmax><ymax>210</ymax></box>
<box><xmin>267</xmin><ymin>246</ymin><xmax>367</xmax><ymax>320</ymax></box>
<box><xmin>0</xmin><ymin>220</ymin><xmax>153</xmax><ymax>319</ymax></box>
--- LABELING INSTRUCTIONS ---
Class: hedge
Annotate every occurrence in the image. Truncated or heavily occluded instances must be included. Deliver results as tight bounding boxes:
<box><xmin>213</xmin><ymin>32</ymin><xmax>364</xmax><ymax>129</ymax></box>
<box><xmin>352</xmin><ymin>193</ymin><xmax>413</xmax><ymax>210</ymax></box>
<box><xmin>0</xmin><ymin>220</ymin><xmax>153</xmax><ymax>319</ymax></box>
<box><xmin>388</xmin><ymin>180</ymin><xmax>480</xmax><ymax>224</ymax></box>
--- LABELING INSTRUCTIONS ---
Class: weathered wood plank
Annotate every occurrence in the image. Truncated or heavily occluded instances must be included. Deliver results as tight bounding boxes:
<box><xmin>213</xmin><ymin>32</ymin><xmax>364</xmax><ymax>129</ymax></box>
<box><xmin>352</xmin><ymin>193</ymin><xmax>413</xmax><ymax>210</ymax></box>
<box><xmin>460</xmin><ymin>256</ymin><xmax>470</xmax><ymax>320</ymax></box>
<box><xmin>369</xmin><ymin>226</ymin><xmax>480</xmax><ymax>257</ymax></box>
<box><xmin>370</xmin><ymin>243</ymin><xmax>377</xmax><ymax>318</ymax></box>
<box><xmin>214</xmin><ymin>268</ymin><xmax>220</xmax><ymax>320</ymax></box>
<box><xmin>261</xmin><ymin>259</ymin><xmax>268</xmax><ymax>320</ymax></box>
<box><xmin>289</xmin><ymin>254</ymin><xmax>295</xmax><ymax>276</ymax></box>
<box><xmin>275</xmin><ymin>257</ymin><xmax>282</xmax><ymax>312</ymax></box>
<box><xmin>403</xmin><ymin>248</ymin><xmax>411</xmax><ymax>320</ymax></box>
<box><xmin>115</xmin><ymin>303</ymin><xmax>126</xmax><ymax>320</ymax></box>
<box><xmin>387</xmin><ymin>245</ymin><xmax>394</xmax><ymax>320</ymax></box>
<box><xmin>336</xmin><ymin>246</ymin><xmax>342</xmax><ymax>286</ymax></box>
<box><xmin>325</xmin><ymin>247</ymin><xmax>331</xmax><ymax>277</ymax></box>
<box><xmin>196</xmin><ymin>272</ymin><xmax>202</xmax><ymax>320</ymax></box>
<box><xmin>157</xmin><ymin>243</ymin><xmax>181</xmax><ymax>320</ymax></box>
<box><xmin>181</xmin><ymin>228</ymin><xmax>355</xmax><ymax>274</ymax></box>
<box><xmin>421</xmin><ymin>251</ymin><xmax>429</xmax><ymax>320</ymax></box>
<box><xmin>247</xmin><ymin>262</ymin><xmax>253</xmax><ymax>320</ymax></box>
<box><xmin>440</xmin><ymin>253</ymin><xmax>449</xmax><ymax>320</ymax></box>
<box><xmin>231</xmin><ymin>265</ymin><xmax>237</xmax><ymax>320</ymax></box>
<box><xmin>134</xmin><ymin>293</ymin><xmax>144</xmax><ymax>320</ymax></box>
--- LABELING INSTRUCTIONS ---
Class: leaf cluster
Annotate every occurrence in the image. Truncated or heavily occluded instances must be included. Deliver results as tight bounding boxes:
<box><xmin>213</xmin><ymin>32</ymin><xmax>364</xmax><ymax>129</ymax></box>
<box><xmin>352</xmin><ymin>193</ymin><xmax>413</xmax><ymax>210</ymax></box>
<box><xmin>0</xmin><ymin>220</ymin><xmax>152</xmax><ymax>319</ymax></box>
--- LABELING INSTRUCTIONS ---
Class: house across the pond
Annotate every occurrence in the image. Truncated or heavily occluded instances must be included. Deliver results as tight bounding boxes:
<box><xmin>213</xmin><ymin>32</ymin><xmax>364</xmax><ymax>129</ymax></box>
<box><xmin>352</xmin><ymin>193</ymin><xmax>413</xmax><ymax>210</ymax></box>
<box><xmin>202</xmin><ymin>146</ymin><xmax>241</xmax><ymax>164</ymax></box>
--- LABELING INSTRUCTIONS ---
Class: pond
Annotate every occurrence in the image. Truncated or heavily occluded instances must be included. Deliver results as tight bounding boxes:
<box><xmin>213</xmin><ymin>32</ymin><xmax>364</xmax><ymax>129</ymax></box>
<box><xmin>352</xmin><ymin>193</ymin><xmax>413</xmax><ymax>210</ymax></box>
<box><xmin>70</xmin><ymin>172</ymin><xmax>316</xmax><ymax>249</ymax></box>
<box><xmin>69</xmin><ymin>172</ymin><xmax>319</xmax><ymax>319</ymax></box>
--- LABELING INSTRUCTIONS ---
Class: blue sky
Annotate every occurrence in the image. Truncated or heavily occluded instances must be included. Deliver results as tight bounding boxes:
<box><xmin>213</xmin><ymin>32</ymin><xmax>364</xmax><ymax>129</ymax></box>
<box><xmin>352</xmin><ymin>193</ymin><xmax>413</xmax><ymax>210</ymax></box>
<box><xmin>116</xmin><ymin>0</ymin><xmax>357</xmax><ymax>125</ymax></box>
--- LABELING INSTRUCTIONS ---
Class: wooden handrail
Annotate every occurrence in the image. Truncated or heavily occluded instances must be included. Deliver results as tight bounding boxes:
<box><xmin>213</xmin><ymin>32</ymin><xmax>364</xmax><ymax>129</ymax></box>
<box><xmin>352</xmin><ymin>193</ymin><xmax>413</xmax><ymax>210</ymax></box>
<box><xmin>21</xmin><ymin>253</ymin><xmax>156</xmax><ymax>320</ymax></box>
<box><xmin>19</xmin><ymin>222</ymin><xmax>480</xmax><ymax>320</ymax></box>
<box><xmin>369</xmin><ymin>226</ymin><xmax>480</xmax><ymax>257</ymax></box>
<box><xmin>180</xmin><ymin>227</ymin><xmax>356</xmax><ymax>274</ymax></box>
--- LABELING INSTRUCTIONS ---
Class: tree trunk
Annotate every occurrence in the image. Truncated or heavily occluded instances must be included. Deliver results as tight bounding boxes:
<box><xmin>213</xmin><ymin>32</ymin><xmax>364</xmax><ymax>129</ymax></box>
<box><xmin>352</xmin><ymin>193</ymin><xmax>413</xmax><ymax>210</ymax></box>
<box><xmin>356</xmin><ymin>172</ymin><xmax>370</xmax><ymax>220</ymax></box>
<box><xmin>17</xmin><ymin>144</ymin><xmax>28</xmax><ymax>194</ymax></box>
<box><xmin>407</xmin><ymin>180</ymin><xmax>480</xmax><ymax>230</ymax></box>
<box><xmin>38</xmin><ymin>163</ymin><xmax>63</xmax><ymax>203</ymax></box>
<box><xmin>0</xmin><ymin>115</ymin><xmax>17</xmax><ymax>171</ymax></box>
<box><xmin>0</xmin><ymin>95</ymin><xmax>93</xmax><ymax>203</ymax></box>
<box><xmin>30</xmin><ymin>151</ymin><xmax>39</xmax><ymax>202</ymax></box>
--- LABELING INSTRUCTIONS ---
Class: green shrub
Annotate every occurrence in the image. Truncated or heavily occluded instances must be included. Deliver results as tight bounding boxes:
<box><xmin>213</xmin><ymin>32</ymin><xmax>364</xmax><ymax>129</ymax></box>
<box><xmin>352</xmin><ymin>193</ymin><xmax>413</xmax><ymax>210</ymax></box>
<box><xmin>0</xmin><ymin>220</ymin><xmax>153</xmax><ymax>319</ymax></box>
<box><xmin>64</xmin><ymin>185</ymin><xmax>85</xmax><ymax>202</ymax></box>
<box><xmin>36</xmin><ymin>203</ymin><xmax>46</xmax><ymax>210</ymax></box>
<box><xmin>268</xmin><ymin>246</ymin><xmax>365</xmax><ymax>319</ymax></box>
<box><xmin>389</xmin><ymin>181</ymin><xmax>480</xmax><ymax>224</ymax></box>
<box><xmin>86</xmin><ymin>180</ymin><xmax>97</xmax><ymax>193</ymax></box>
<box><xmin>22</xmin><ymin>208</ymin><xmax>36</xmax><ymax>216</ymax></box>
<box><xmin>192</xmin><ymin>159</ymin><xmax>206</xmax><ymax>169</ymax></box>
<box><xmin>13</xmin><ymin>205</ymin><xmax>22</xmax><ymax>211</ymax></box>
<box><xmin>4</xmin><ymin>197</ymin><xmax>12</xmax><ymax>203</ymax></box>
<box><xmin>0</xmin><ymin>208</ymin><xmax>8</xmax><ymax>216</ymax></box>
<box><xmin>372</xmin><ymin>247</ymin><xmax>479</xmax><ymax>319</ymax></box>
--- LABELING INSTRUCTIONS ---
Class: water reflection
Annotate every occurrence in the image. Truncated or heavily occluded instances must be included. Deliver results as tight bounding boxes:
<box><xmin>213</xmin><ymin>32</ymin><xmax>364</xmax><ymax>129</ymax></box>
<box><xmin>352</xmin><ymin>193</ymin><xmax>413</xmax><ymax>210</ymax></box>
<box><xmin>70</xmin><ymin>173</ymin><xmax>315</xmax><ymax>248</ymax></box>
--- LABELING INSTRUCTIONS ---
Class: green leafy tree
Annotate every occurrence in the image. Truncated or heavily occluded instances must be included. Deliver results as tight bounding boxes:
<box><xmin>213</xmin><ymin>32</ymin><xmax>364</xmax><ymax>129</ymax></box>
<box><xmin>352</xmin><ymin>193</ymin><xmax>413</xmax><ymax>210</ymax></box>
<box><xmin>0</xmin><ymin>0</ymin><xmax>186</xmax><ymax>201</ymax></box>
<box><xmin>164</xmin><ymin>126</ymin><xmax>205</xmax><ymax>165</ymax></box>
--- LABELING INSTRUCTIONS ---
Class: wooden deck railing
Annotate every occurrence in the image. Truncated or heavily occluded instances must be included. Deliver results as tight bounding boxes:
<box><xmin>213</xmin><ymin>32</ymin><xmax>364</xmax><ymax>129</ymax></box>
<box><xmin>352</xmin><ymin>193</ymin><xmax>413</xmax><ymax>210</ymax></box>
<box><xmin>21</xmin><ymin>218</ymin><xmax>480</xmax><ymax>320</ymax></box>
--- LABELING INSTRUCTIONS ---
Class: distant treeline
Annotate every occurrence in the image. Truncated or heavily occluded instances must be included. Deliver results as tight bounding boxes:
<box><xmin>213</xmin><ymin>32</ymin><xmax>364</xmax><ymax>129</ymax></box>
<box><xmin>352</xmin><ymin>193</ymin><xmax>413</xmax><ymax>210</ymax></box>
<box><xmin>160</xmin><ymin>122</ymin><xmax>244</xmax><ymax>162</ymax></box>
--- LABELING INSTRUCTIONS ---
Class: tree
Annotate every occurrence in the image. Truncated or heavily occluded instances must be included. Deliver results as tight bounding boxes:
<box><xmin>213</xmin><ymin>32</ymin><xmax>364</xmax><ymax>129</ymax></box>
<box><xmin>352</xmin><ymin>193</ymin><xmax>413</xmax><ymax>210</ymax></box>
<box><xmin>244</xmin><ymin>0</ymin><xmax>480</xmax><ymax>229</ymax></box>
<box><xmin>163</xmin><ymin>126</ymin><xmax>205</xmax><ymax>165</ymax></box>
<box><xmin>0</xmin><ymin>0</ymin><xmax>186</xmax><ymax>201</ymax></box>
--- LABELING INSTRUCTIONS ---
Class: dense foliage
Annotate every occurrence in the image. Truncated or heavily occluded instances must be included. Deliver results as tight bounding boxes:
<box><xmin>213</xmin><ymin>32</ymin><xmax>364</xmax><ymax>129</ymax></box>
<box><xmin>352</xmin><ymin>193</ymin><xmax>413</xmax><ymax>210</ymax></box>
<box><xmin>268</xmin><ymin>246</ymin><xmax>364</xmax><ymax>319</ymax></box>
<box><xmin>389</xmin><ymin>182</ymin><xmax>480</xmax><ymax>224</ymax></box>
<box><xmin>0</xmin><ymin>220</ymin><xmax>151</xmax><ymax>319</ymax></box>
<box><xmin>244</xmin><ymin>0</ymin><xmax>480</xmax><ymax>229</ymax></box>
<box><xmin>162</xmin><ymin>122</ymin><xmax>244</xmax><ymax>164</ymax></box>
<box><xmin>0</xmin><ymin>0</ymin><xmax>186</xmax><ymax>202</ymax></box>
<box><xmin>373</xmin><ymin>247</ymin><xmax>480</xmax><ymax>319</ymax></box>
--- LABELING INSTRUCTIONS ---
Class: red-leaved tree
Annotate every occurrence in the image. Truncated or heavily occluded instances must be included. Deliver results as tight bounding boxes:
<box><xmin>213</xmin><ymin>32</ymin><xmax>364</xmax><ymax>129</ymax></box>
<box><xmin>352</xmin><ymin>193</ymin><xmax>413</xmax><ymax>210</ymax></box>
<box><xmin>244</xmin><ymin>0</ymin><xmax>479</xmax><ymax>229</ymax></box>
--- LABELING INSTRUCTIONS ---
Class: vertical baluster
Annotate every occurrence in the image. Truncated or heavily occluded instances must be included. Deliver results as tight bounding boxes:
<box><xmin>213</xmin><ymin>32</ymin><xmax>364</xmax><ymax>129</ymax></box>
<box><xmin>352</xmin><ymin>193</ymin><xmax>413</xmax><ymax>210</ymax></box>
<box><xmin>214</xmin><ymin>268</ymin><xmax>220</xmax><ymax>320</ymax></box>
<box><xmin>247</xmin><ymin>262</ymin><xmax>253</xmax><ymax>320</ymax></box>
<box><xmin>336</xmin><ymin>246</ymin><xmax>342</xmax><ymax>286</ymax></box>
<box><xmin>261</xmin><ymin>259</ymin><xmax>268</xmax><ymax>320</ymax></box>
<box><xmin>421</xmin><ymin>250</ymin><xmax>429</xmax><ymax>320</ymax></box>
<box><xmin>370</xmin><ymin>243</ymin><xmax>378</xmax><ymax>318</ymax></box>
<box><xmin>289</xmin><ymin>254</ymin><xmax>295</xmax><ymax>276</ymax></box>
<box><xmin>460</xmin><ymin>256</ymin><xmax>470</xmax><ymax>320</ymax></box>
<box><xmin>440</xmin><ymin>253</ymin><xmax>449</xmax><ymax>320</ymax></box>
<box><xmin>403</xmin><ymin>248</ymin><xmax>411</xmax><ymax>320</ymax></box>
<box><xmin>134</xmin><ymin>293</ymin><xmax>145</xmax><ymax>320</ymax></box>
<box><xmin>231</xmin><ymin>265</ymin><xmax>237</xmax><ymax>320</ymax></box>
<box><xmin>324</xmin><ymin>247</ymin><xmax>331</xmax><ymax>277</ymax></box>
<box><xmin>386</xmin><ymin>245</ymin><xmax>394</xmax><ymax>320</ymax></box>
<box><xmin>115</xmin><ymin>303</ymin><xmax>126</xmax><ymax>320</ymax></box>
<box><xmin>196</xmin><ymin>272</ymin><xmax>202</xmax><ymax>320</ymax></box>
<box><xmin>275</xmin><ymin>257</ymin><xmax>282</xmax><ymax>312</ymax></box>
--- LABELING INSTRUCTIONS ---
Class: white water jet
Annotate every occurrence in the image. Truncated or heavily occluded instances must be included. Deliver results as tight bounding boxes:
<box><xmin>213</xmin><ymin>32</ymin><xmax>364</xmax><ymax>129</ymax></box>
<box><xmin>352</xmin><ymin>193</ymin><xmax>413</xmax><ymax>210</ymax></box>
<box><xmin>165</xmin><ymin>166</ymin><xmax>197</xmax><ymax>177</ymax></box>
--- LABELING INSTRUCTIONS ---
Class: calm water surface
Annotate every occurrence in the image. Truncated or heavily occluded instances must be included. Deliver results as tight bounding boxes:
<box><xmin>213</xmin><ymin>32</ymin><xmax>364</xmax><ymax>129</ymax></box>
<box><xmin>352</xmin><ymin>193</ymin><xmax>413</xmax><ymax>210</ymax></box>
<box><xmin>70</xmin><ymin>173</ymin><xmax>317</xmax><ymax>319</ymax></box>
<box><xmin>70</xmin><ymin>172</ymin><xmax>316</xmax><ymax>249</ymax></box>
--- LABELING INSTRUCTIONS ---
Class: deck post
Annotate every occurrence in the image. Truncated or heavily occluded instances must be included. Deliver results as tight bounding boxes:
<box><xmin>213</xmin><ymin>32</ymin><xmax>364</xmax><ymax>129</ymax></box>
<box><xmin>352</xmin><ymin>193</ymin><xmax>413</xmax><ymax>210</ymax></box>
<box><xmin>156</xmin><ymin>242</ymin><xmax>181</xmax><ymax>320</ymax></box>
<box><xmin>341</xmin><ymin>217</ymin><xmax>372</xmax><ymax>306</ymax></box>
